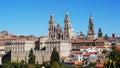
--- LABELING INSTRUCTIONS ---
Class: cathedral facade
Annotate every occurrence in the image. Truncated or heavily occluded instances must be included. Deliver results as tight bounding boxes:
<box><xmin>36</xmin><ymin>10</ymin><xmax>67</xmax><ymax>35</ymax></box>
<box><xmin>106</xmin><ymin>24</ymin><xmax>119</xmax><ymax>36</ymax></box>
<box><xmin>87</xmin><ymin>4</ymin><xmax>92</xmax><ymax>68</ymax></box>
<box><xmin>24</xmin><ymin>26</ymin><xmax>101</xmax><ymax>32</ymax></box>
<box><xmin>48</xmin><ymin>11</ymin><xmax>74</xmax><ymax>40</ymax></box>
<box><xmin>10</xmin><ymin>11</ymin><xmax>73</xmax><ymax>64</ymax></box>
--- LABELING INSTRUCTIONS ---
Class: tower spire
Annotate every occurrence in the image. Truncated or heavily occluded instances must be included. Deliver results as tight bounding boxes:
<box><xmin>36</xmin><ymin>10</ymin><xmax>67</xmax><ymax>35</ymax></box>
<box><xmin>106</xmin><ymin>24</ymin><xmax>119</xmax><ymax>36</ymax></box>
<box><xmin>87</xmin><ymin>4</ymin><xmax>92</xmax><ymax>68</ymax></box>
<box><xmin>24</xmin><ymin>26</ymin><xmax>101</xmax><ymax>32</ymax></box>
<box><xmin>89</xmin><ymin>14</ymin><xmax>93</xmax><ymax>24</ymax></box>
<box><xmin>98</xmin><ymin>28</ymin><xmax>102</xmax><ymax>34</ymax></box>
<box><xmin>50</xmin><ymin>12</ymin><xmax>54</xmax><ymax>19</ymax></box>
<box><xmin>57</xmin><ymin>22</ymin><xmax>61</xmax><ymax>31</ymax></box>
<box><xmin>66</xmin><ymin>9</ymin><xmax>69</xmax><ymax>18</ymax></box>
<box><xmin>64</xmin><ymin>10</ymin><xmax>74</xmax><ymax>40</ymax></box>
<box><xmin>98</xmin><ymin>28</ymin><xmax>103</xmax><ymax>39</ymax></box>
<box><xmin>48</xmin><ymin>12</ymin><xmax>56</xmax><ymax>39</ymax></box>
<box><xmin>87</xmin><ymin>14</ymin><xmax>96</xmax><ymax>40</ymax></box>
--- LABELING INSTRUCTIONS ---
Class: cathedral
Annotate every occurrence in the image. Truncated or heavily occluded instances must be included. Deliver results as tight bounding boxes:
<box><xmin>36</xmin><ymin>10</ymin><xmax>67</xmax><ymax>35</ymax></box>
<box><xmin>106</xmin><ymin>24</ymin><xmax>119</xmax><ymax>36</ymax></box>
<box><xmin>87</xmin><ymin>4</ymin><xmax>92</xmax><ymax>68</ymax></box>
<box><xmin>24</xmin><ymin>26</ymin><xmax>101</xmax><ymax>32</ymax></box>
<box><xmin>1</xmin><ymin>11</ymin><xmax>107</xmax><ymax>65</ymax></box>
<box><xmin>48</xmin><ymin>11</ymin><xmax>99</xmax><ymax>40</ymax></box>
<box><xmin>48</xmin><ymin>11</ymin><xmax>74</xmax><ymax>40</ymax></box>
<box><xmin>9</xmin><ymin>11</ymin><xmax>75</xmax><ymax>64</ymax></box>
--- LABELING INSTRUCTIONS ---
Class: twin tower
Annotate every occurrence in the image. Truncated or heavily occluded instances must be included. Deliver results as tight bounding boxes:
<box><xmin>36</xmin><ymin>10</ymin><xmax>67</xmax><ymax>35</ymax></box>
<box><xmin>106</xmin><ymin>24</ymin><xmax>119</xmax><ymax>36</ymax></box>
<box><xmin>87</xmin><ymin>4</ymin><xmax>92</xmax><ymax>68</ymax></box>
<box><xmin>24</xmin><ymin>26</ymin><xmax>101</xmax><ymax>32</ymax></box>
<box><xmin>48</xmin><ymin>11</ymin><xmax>101</xmax><ymax>40</ymax></box>
<box><xmin>48</xmin><ymin>11</ymin><xmax>74</xmax><ymax>40</ymax></box>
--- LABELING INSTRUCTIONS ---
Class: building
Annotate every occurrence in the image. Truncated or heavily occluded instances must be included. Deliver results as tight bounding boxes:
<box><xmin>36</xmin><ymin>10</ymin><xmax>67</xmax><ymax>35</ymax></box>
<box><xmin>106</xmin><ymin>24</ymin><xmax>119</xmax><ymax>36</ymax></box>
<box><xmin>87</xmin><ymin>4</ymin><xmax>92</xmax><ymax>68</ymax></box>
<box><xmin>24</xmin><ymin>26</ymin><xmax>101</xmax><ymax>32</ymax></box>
<box><xmin>1</xmin><ymin>11</ymin><xmax>119</xmax><ymax>65</ymax></box>
<box><xmin>48</xmin><ymin>11</ymin><xmax>74</xmax><ymax>40</ymax></box>
<box><xmin>97</xmin><ymin>28</ymin><xmax>103</xmax><ymax>40</ymax></box>
<box><xmin>71</xmin><ymin>38</ymin><xmax>104</xmax><ymax>51</ymax></box>
<box><xmin>87</xmin><ymin>15</ymin><xmax>96</xmax><ymax>40</ymax></box>
<box><xmin>9</xmin><ymin>11</ymin><xmax>72</xmax><ymax>64</ymax></box>
<box><xmin>39</xmin><ymin>36</ymin><xmax>48</xmax><ymax>49</ymax></box>
<box><xmin>45</xmin><ymin>40</ymin><xmax>71</xmax><ymax>57</ymax></box>
<box><xmin>6</xmin><ymin>40</ymin><xmax>35</xmax><ymax>52</ymax></box>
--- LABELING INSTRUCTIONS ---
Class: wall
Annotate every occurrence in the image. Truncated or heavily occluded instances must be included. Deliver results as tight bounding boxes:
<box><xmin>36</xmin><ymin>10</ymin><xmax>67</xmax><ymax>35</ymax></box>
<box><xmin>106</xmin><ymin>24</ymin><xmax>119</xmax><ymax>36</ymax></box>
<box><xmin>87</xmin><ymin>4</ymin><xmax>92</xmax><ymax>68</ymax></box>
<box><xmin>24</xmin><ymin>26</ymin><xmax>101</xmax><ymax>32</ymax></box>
<box><xmin>11</xmin><ymin>50</ymin><xmax>51</xmax><ymax>64</ymax></box>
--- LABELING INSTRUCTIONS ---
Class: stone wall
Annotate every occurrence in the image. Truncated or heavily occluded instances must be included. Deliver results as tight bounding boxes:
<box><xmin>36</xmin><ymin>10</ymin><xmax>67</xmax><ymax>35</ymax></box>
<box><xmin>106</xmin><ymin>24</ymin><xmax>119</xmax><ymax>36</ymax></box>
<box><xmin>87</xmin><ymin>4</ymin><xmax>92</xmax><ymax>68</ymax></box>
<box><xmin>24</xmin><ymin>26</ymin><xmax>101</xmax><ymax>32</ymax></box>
<box><xmin>11</xmin><ymin>50</ymin><xmax>51</xmax><ymax>64</ymax></box>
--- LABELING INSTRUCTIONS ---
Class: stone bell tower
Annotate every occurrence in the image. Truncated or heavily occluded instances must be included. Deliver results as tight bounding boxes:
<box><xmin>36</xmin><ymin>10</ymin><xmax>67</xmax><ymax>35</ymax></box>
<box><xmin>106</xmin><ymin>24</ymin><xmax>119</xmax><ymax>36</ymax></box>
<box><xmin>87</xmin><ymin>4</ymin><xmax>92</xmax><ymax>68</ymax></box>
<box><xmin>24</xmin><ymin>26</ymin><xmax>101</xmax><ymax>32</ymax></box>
<box><xmin>98</xmin><ymin>28</ymin><xmax>103</xmax><ymax>39</ymax></box>
<box><xmin>48</xmin><ymin>13</ymin><xmax>57</xmax><ymax>39</ymax></box>
<box><xmin>64</xmin><ymin>11</ymin><xmax>74</xmax><ymax>40</ymax></box>
<box><xmin>87</xmin><ymin>15</ymin><xmax>96</xmax><ymax>40</ymax></box>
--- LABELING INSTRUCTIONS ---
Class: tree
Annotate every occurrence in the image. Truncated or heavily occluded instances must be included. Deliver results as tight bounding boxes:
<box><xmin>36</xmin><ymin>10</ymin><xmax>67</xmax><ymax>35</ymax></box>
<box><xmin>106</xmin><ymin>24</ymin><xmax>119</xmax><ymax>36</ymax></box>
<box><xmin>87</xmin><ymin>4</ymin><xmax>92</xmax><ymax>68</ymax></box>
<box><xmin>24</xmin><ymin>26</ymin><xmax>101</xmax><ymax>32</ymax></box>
<box><xmin>28</xmin><ymin>48</ymin><xmax>36</xmax><ymax>64</ymax></box>
<box><xmin>35</xmin><ymin>64</ymin><xmax>41</xmax><ymax>68</ymax></box>
<box><xmin>12</xmin><ymin>62</ymin><xmax>21</xmax><ymax>68</ymax></box>
<box><xmin>102</xmin><ymin>49</ymin><xmax>108</xmax><ymax>54</ymax></box>
<box><xmin>27</xmin><ymin>64</ymin><xmax>35</xmax><ymax>68</ymax></box>
<box><xmin>2</xmin><ymin>51</ymin><xmax>11</xmax><ymax>64</ymax></box>
<box><xmin>50</xmin><ymin>47</ymin><xmax>60</xmax><ymax>63</ymax></box>
<box><xmin>42</xmin><ymin>62</ymin><xmax>51</xmax><ymax>68</ymax></box>
<box><xmin>51</xmin><ymin>62</ymin><xmax>60</xmax><ymax>68</ymax></box>
<box><xmin>105</xmin><ymin>47</ymin><xmax>120</xmax><ymax>68</ymax></box>
<box><xmin>2</xmin><ymin>51</ymin><xmax>15</xmax><ymax>68</ymax></box>
<box><xmin>2</xmin><ymin>62</ymin><xmax>11</xmax><ymax>68</ymax></box>
<box><xmin>20</xmin><ymin>60</ymin><xmax>26</xmax><ymax>68</ymax></box>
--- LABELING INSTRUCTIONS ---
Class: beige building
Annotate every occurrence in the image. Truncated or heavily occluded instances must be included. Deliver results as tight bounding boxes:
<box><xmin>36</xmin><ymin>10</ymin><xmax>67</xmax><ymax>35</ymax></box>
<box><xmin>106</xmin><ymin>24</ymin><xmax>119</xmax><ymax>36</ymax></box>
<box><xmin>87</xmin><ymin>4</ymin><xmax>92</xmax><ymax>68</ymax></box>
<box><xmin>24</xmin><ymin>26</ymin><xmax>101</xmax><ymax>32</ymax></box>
<box><xmin>9</xmin><ymin>12</ymin><xmax>73</xmax><ymax>64</ymax></box>
<box><xmin>10</xmin><ymin>39</ymin><xmax>71</xmax><ymax>64</ymax></box>
<box><xmin>39</xmin><ymin>36</ymin><xmax>48</xmax><ymax>49</ymax></box>
<box><xmin>11</xmin><ymin>50</ymin><xmax>51</xmax><ymax>64</ymax></box>
<box><xmin>1</xmin><ymin>11</ymin><xmax>120</xmax><ymax>67</ymax></box>
<box><xmin>6</xmin><ymin>40</ymin><xmax>35</xmax><ymax>52</ymax></box>
<box><xmin>45</xmin><ymin>39</ymin><xmax>71</xmax><ymax>57</ymax></box>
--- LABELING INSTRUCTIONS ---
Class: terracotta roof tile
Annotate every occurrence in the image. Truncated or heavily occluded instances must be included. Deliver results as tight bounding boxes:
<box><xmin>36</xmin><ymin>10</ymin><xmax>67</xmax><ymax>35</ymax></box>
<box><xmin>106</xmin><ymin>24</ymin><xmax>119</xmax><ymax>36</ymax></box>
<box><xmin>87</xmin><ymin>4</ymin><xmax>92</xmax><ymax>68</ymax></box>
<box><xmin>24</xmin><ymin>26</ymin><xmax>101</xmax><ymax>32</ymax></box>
<box><xmin>17</xmin><ymin>38</ymin><xmax>27</xmax><ymax>41</ymax></box>
<box><xmin>96</xmin><ymin>62</ymin><xmax>105</xmax><ymax>68</ymax></box>
<box><xmin>96</xmin><ymin>46</ymin><xmax>112</xmax><ymax>48</ymax></box>
<box><xmin>64</xmin><ymin>59</ymin><xmax>76</xmax><ymax>63</ymax></box>
<box><xmin>71</xmin><ymin>39</ymin><xmax>94</xmax><ymax>43</ymax></box>
<box><xmin>116</xmin><ymin>45</ymin><xmax>120</xmax><ymax>51</ymax></box>
<box><xmin>75</xmin><ymin>61</ymin><xmax>84</xmax><ymax>66</ymax></box>
<box><xmin>95</xmin><ymin>39</ymin><xmax>104</xmax><ymax>42</ymax></box>
<box><xmin>98</xmin><ymin>54</ymin><xmax>108</xmax><ymax>57</ymax></box>
<box><xmin>0</xmin><ymin>37</ymin><xmax>17</xmax><ymax>40</ymax></box>
<box><xmin>0</xmin><ymin>42</ymin><xmax>5</xmax><ymax>46</ymax></box>
<box><xmin>83</xmin><ymin>52</ymin><xmax>97</xmax><ymax>56</ymax></box>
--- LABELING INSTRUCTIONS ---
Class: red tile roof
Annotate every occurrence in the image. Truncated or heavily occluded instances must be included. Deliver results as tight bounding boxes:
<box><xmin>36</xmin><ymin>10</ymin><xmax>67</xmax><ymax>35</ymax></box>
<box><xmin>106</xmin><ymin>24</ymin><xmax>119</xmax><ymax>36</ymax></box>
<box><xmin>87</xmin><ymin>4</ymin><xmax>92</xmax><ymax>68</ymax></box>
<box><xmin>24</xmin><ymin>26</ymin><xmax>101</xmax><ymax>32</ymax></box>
<box><xmin>0</xmin><ymin>36</ymin><xmax>38</xmax><ymax>41</ymax></box>
<box><xmin>0</xmin><ymin>37</ymin><xmax>17</xmax><ymax>40</ymax></box>
<box><xmin>75</xmin><ymin>61</ymin><xmax>84</xmax><ymax>66</ymax></box>
<box><xmin>71</xmin><ymin>39</ymin><xmax>94</xmax><ymax>43</ymax></box>
<box><xmin>95</xmin><ymin>46</ymin><xmax>112</xmax><ymax>48</ymax></box>
<box><xmin>96</xmin><ymin>62</ymin><xmax>105</xmax><ymax>68</ymax></box>
<box><xmin>83</xmin><ymin>52</ymin><xmax>97</xmax><ymax>56</ymax></box>
<box><xmin>98</xmin><ymin>54</ymin><xmax>108</xmax><ymax>57</ymax></box>
<box><xmin>71</xmin><ymin>38</ymin><xmax>104</xmax><ymax>43</ymax></box>
<box><xmin>64</xmin><ymin>59</ymin><xmax>76</xmax><ymax>63</ymax></box>
<box><xmin>116</xmin><ymin>45</ymin><xmax>120</xmax><ymax>51</ymax></box>
<box><xmin>0</xmin><ymin>42</ymin><xmax>5</xmax><ymax>46</ymax></box>
<box><xmin>95</xmin><ymin>39</ymin><xmax>104</xmax><ymax>42</ymax></box>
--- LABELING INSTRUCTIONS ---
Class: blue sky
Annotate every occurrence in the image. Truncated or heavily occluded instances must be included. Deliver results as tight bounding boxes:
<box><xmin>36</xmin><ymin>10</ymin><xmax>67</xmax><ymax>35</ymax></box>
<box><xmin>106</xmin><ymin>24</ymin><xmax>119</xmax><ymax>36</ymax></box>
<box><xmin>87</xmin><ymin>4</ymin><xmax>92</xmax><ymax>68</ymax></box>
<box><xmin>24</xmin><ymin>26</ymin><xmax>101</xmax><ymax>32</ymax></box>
<box><xmin>0</xmin><ymin>0</ymin><xmax>120</xmax><ymax>37</ymax></box>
